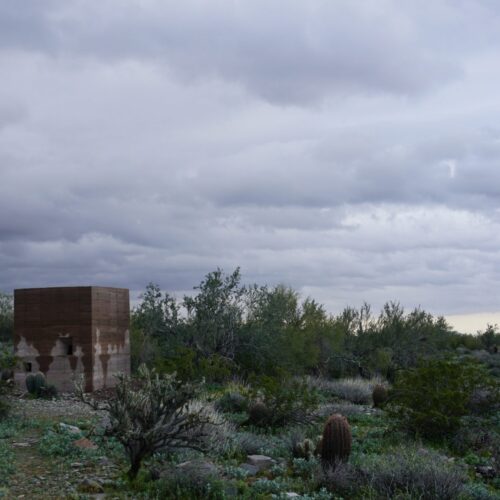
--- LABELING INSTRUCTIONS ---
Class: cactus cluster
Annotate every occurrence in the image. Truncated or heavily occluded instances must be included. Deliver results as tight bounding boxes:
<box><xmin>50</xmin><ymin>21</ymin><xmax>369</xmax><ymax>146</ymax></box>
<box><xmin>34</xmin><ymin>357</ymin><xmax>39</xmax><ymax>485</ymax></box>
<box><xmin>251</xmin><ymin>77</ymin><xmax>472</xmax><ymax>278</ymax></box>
<box><xmin>320</xmin><ymin>413</ymin><xmax>352</xmax><ymax>469</ymax></box>
<box><xmin>25</xmin><ymin>372</ymin><xmax>57</xmax><ymax>398</ymax></box>
<box><xmin>294</xmin><ymin>438</ymin><xmax>315</xmax><ymax>459</ymax></box>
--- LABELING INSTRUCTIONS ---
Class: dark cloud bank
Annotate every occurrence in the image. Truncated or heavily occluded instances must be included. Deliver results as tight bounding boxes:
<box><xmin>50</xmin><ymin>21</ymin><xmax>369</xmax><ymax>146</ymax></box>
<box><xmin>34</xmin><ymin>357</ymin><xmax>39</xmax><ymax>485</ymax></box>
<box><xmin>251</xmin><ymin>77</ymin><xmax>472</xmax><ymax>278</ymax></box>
<box><xmin>1</xmin><ymin>1</ymin><xmax>500</xmax><ymax>321</ymax></box>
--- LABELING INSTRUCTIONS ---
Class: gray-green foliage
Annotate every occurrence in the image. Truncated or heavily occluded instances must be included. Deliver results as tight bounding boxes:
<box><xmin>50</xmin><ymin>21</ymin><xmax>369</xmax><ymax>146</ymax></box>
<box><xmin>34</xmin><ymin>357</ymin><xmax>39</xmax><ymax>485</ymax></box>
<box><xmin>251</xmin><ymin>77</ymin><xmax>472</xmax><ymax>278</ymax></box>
<box><xmin>184</xmin><ymin>267</ymin><xmax>245</xmax><ymax>361</ymax></box>
<box><xmin>0</xmin><ymin>440</ymin><xmax>14</xmax><ymax>485</ymax></box>
<box><xmin>130</xmin><ymin>268</ymin><xmax>495</xmax><ymax>382</ymax></box>
<box><xmin>358</xmin><ymin>446</ymin><xmax>467</xmax><ymax>500</ymax></box>
<box><xmin>0</xmin><ymin>294</ymin><xmax>13</xmax><ymax>343</ymax></box>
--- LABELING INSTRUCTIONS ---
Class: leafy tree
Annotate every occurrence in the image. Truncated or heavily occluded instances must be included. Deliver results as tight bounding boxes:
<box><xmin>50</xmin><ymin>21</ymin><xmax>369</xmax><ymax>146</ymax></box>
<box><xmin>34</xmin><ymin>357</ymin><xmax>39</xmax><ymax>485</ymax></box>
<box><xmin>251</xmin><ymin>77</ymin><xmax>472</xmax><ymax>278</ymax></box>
<box><xmin>183</xmin><ymin>267</ymin><xmax>245</xmax><ymax>361</ymax></box>
<box><xmin>0</xmin><ymin>293</ymin><xmax>13</xmax><ymax>343</ymax></box>
<box><xmin>237</xmin><ymin>284</ymin><xmax>301</xmax><ymax>375</ymax></box>
<box><xmin>131</xmin><ymin>283</ymin><xmax>182</xmax><ymax>371</ymax></box>
<box><xmin>479</xmin><ymin>324</ymin><xmax>500</xmax><ymax>351</ymax></box>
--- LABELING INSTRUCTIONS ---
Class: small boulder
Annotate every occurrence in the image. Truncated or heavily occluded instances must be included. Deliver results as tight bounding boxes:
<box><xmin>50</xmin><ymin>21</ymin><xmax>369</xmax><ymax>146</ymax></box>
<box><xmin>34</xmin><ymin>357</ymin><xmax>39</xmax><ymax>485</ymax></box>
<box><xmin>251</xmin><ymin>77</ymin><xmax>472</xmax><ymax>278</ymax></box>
<box><xmin>78</xmin><ymin>478</ymin><xmax>104</xmax><ymax>493</ymax></box>
<box><xmin>177</xmin><ymin>460</ymin><xmax>217</xmax><ymax>477</ymax></box>
<box><xmin>59</xmin><ymin>423</ymin><xmax>82</xmax><ymax>435</ymax></box>
<box><xmin>240</xmin><ymin>463</ymin><xmax>259</xmax><ymax>476</ymax></box>
<box><xmin>247</xmin><ymin>454</ymin><xmax>275</xmax><ymax>471</ymax></box>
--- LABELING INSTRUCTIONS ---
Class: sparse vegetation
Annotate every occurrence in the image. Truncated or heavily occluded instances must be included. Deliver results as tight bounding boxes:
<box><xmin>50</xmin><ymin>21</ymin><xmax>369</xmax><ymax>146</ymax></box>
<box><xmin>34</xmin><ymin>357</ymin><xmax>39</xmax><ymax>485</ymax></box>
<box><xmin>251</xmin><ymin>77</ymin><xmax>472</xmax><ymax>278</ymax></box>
<box><xmin>1</xmin><ymin>269</ymin><xmax>499</xmax><ymax>498</ymax></box>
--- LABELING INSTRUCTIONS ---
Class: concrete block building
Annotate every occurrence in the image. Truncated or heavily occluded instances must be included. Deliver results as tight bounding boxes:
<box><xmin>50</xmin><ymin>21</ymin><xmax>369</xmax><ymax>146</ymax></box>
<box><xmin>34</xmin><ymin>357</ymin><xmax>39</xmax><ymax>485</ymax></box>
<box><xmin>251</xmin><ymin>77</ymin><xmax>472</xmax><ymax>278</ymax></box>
<box><xmin>14</xmin><ymin>286</ymin><xmax>130</xmax><ymax>392</ymax></box>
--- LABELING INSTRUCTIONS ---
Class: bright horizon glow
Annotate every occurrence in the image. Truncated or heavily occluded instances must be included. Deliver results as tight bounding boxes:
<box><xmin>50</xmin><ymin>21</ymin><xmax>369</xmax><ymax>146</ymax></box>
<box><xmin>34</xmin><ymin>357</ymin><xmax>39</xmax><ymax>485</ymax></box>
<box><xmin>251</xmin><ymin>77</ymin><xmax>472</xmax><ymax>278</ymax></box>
<box><xmin>445</xmin><ymin>312</ymin><xmax>500</xmax><ymax>335</ymax></box>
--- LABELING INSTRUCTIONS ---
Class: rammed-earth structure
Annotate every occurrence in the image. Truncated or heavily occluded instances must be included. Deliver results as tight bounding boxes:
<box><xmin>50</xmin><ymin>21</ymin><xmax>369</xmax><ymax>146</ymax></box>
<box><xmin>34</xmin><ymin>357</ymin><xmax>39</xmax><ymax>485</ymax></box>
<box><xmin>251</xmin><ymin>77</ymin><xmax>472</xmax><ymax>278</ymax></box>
<box><xmin>14</xmin><ymin>286</ymin><xmax>130</xmax><ymax>392</ymax></box>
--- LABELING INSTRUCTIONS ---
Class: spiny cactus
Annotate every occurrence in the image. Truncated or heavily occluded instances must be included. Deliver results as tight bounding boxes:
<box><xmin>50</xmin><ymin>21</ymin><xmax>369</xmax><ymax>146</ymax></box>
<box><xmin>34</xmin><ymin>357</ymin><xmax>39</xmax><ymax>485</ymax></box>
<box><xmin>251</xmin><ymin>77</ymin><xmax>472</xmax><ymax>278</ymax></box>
<box><xmin>294</xmin><ymin>438</ymin><xmax>315</xmax><ymax>459</ymax></box>
<box><xmin>372</xmin><ymin>384</ymin><xmax>388</xmax><ymax>408</ymax></box>
<box><xmin>26</xmin><ymin>371</ymin><xmax>48</xmax><ymax>397</ymax></box>
<box><xmin>321</xmin><ymin>414</ymin><xmax>352</xmax><ymax>469</ymax></box>
<box><xmin>315</xmin><ymin>436</ymin><xmax>323</xmax><ymax>456</ymax></box>
<box><xmin>25</xmin><ymin>373</ymin><xmax>37</xmax><ymax>394</ymax></box>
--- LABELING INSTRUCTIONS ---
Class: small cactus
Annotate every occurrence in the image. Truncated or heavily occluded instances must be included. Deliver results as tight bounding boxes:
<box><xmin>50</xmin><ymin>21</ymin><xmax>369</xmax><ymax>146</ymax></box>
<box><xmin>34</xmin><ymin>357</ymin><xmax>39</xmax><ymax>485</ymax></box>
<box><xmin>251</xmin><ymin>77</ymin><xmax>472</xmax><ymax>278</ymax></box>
<box><xmin>321</xmin><ymin>414</ymin><xmax>352</xmax><ymax>469</ymax></box>
<box><xmin>26</xmin><ymin>371</ymin><xmax>48</xmax><ymax>397</ymax></box>
<box><xmin>294</xmin><ymin>438</ymin><xmax>315</xmax><ymax>459</ymax></box>
<box><xmin>25</xmin><ymin>373</ymin><xmax>37</xmax><ymax>394</ymax></box>
<box><xmin>372</xmin><ymin>384</ymin><xmax>388</xmax><ymax>407</ymax></box>
<box><xmin>34</xmin><ymin>372</ymin><xmax>46</xmax><ymax>394</ymax></box>
<box><xmin>315</xmin><ymin>436</ymin><xmax>323</xmax><ymax>456</ymax></box>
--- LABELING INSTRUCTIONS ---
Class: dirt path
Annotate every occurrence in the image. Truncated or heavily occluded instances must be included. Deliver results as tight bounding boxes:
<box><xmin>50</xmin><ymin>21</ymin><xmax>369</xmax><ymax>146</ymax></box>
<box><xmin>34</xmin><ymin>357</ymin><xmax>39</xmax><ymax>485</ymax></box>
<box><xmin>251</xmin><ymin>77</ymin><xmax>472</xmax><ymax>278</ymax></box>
<box><xmin>2</xmin><ymin>394</ymin><xmax>121</xmax><ymax>499</ymax></box>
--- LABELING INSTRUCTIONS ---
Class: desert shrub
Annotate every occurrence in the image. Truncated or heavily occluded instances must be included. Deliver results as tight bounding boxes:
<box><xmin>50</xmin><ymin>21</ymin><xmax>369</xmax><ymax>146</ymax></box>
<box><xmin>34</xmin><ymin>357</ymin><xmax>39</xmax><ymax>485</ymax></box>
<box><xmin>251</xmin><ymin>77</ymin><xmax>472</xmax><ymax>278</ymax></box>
<box><xmin>319</xmin><ymin>461</ymin><xmax>358</xmax><ymax>497</ymax></box>
<box><xmin>0</xmin><ymin>344</ymin><xmax>16</xmax><ymax>418</ymax></box>
<box><xmin>198</xmin><ymin>354</ymin><xmax>234</xmax><ymax>383</ymax></box>
<box><xmin>307</xmin><ymin>376</ymin><xmax>384</xmax><ymax>405</ymax></box>
<box><xmin>151</xmin><ymin>469</ymin><xmax>226</xmax><ymax>500</ymax></box>
<box><xmin>0</xmin><ymin>441</ymin><xmax>14</xmax><ymax>485</ymax></box>
<box><xmin>215</xmin><ymin>391</ymin><xmax>248</xmax><ymax>413</ymax></box>
<box><xmin>360</xmin><ymin>446</ymin><xmax>466</xmax><ymax>500</ymax></box>
<box><xmin>314</xmin><ymin>401</ymin><xmax>367</xmax><ymax>419</ymax></box>
<box><xmin>248</xmin><ymin>375</ymin><xmax>319</xmax><ymax>427</ymax></box>
<box><xmin>386</xmin><ymin>358</ymin><xmax>499</xmax><ymax>439</ymax></box>
<box><xmin>233</xmin><ymin>431</ymin><xmax>270</xmax><ymax>456</ymax></box>
<box><xmin>292</xmin><ymin>457</ymin><xmax>320</xmax><ymax>479</ymax></box>
<box><xmin>38</xmin><ymin>427</ymin><xmax>94</xmax><ymax>458</ymax></box>
<box><xmin>461</xmin><ymin>483</ymin><xmax>500</xmax><ymax>500</ymax></box>
<box><xmin>251</xmin><ymin>478</ymin><xmax>291</xmax><ymax>495</ymax></box>
<box><xmin>272</xmin><ymin>489</ymin><xmax>333</xmax><ymax>500</ymax></box>
<box><xmin>76</xmin><ymin>364</ymin><xmax>227</xmax><ymax>479</ymax></box>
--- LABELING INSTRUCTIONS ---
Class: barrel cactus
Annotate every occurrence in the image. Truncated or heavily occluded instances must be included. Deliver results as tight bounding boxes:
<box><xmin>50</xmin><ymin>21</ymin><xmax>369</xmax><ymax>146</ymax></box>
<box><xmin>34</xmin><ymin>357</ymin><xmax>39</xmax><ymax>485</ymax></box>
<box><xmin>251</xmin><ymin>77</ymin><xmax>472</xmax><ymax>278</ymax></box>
<box><xmin>372</xmin><ymin>384</ymin><xmax>388</xmax><ymax>408</ymax></box>
<box><xmin>34</xmin><ymin>372</ymin><xmax>46</xmax><ymax>394</ymax></box>
<box><xmin>25</xmin><ymin>373</ymin><xmax>37</xmax><ymax>394</ymax></box>
<box><xmin>26</xmin><ymin>371</ymin><xmax>47</xmax><ymax>397</ymax></box>
<box><xmin>320</xmin><ymin>414</ymin><xmax>352</xmax><ymax>469</ymax></box>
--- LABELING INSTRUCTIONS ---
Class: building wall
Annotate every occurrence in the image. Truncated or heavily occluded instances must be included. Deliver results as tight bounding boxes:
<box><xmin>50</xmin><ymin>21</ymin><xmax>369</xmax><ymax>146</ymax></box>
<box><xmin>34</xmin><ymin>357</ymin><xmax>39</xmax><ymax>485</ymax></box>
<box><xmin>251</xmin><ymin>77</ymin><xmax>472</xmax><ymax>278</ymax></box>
<box><xmin>14</xmin><ymin>286</ymin><xmax>130</xmax><ymax>392</ymax></box>
<box><xmin>91</xmin><ymin>287</ymin><xmax>130</xmax><ymax>390</ymax></box>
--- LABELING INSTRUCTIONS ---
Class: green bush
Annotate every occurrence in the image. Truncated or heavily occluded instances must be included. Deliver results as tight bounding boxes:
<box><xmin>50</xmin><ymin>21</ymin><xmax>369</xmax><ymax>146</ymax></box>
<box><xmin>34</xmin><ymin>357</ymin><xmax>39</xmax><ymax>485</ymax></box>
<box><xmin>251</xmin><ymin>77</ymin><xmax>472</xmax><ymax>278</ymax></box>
<box><xmin>248</xmin><ymin>375</ymin><xmax>319</xmax><ymax>427</ymax></box>
<box><xmin>386</xmin><ymin>358</ymin><xmax>499</xmax><ymax>439</ymax></box>
<box><xmin>38</xmin><ymin>428</ymin><xmax>93</xmax><ymax>458</ymax></box>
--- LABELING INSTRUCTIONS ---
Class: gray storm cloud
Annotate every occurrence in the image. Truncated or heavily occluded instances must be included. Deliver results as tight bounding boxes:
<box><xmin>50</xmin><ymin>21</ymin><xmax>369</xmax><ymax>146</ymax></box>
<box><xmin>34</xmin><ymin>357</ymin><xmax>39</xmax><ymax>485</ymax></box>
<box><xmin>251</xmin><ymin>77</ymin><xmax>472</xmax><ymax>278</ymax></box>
<box><xmin>1</xmin><ymin>0</ymin><xmax>500</xmax><ymax>321</ymax></box>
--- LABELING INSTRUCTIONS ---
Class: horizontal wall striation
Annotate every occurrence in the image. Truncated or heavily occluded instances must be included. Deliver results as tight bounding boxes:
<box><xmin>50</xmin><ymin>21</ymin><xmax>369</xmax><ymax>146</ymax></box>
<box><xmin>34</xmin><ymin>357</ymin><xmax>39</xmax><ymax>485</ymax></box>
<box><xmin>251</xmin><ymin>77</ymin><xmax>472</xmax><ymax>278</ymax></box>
<box><xmin>14</xmin><ymin>286</ymin><xmax>130</xmax><ymax>392</ymax></box>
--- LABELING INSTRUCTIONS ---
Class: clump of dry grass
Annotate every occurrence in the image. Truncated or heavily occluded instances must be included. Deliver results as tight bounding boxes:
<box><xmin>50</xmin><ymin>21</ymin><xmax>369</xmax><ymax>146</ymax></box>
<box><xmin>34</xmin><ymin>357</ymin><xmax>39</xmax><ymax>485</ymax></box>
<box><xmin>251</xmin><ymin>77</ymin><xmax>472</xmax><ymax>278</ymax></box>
<box><xmin>306</xmin><ymin>375</ymin><xmax>386</xmax><ymax>405</ymax></box>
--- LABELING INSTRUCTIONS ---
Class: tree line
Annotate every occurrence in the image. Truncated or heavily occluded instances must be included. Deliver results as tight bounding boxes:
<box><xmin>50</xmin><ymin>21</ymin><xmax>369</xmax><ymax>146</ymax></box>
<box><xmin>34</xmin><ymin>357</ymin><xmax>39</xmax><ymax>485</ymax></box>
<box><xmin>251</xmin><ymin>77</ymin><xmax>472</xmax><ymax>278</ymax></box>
<box><xmin>130</xmin><ymin>268</ymin><xmax>499</xmax><ymax>381</ymax></box>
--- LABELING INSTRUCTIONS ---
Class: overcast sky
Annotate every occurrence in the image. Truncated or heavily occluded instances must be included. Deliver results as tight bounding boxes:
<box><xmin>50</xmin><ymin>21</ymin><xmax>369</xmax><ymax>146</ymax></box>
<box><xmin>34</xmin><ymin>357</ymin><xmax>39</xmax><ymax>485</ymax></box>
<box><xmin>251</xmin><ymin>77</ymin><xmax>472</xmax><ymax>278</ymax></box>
<box><xmin>1</xmin><ymin>1</ymin><xmax>500</xmax><ymax>332</ymax></box>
